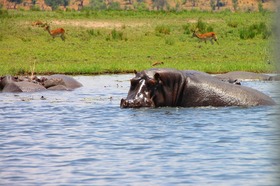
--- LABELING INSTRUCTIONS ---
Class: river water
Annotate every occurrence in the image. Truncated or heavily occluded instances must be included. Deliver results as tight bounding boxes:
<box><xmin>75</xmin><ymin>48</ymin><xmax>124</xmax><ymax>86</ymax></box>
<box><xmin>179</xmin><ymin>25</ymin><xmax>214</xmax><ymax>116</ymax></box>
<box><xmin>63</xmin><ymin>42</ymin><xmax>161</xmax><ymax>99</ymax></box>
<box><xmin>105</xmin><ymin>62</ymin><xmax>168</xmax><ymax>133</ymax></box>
<box><xmin>0</xmin><ymin>74</ymin><xmax>279</xmax><ymax>186</ymax></box>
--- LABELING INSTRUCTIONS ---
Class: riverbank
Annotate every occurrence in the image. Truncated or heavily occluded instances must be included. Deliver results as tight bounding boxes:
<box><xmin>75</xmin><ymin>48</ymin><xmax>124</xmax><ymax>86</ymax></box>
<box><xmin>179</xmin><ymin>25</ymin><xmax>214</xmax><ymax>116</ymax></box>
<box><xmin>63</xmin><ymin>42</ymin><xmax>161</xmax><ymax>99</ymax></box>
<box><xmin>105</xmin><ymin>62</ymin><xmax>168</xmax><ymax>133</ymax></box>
<box><xmin>0</xmin><ymin>10</ymin><xmax>276</xmax><ymax>76</ymax></box>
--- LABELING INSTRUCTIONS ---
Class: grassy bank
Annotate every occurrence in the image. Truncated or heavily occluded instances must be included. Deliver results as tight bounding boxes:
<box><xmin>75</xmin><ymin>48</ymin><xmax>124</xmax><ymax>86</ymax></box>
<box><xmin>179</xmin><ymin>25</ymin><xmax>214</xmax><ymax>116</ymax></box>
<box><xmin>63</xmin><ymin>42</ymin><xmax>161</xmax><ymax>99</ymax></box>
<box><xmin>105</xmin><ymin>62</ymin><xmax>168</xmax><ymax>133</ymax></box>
<box><xmin>0</xmin><ymin>10</ymin><xmax>276</xmax><ymax>76</ymax></box>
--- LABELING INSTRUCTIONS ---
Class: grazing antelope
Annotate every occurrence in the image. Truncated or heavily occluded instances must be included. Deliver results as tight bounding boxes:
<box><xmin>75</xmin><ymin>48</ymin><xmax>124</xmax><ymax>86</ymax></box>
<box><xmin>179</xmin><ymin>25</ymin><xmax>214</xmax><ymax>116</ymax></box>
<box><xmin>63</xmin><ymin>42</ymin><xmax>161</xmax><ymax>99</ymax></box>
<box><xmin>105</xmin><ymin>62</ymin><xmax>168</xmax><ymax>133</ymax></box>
<box><xmin>192</xmin><ymin>31</ymin><xmax>219</xmax><ymax>45</ymax></box>
<box><xmin>44</xmin><ymin>25</ymin><xmax>65</xmax><ymax>41</ymax></box>
<box><xmin>152</xmin><ymin>61</ymin><xmax>164</xmax><ymax>66</ymax></box>
<box><xmin>32</xmin><ymin>20</ymin><xmax>46</xmax><ymax>27</ymax></box>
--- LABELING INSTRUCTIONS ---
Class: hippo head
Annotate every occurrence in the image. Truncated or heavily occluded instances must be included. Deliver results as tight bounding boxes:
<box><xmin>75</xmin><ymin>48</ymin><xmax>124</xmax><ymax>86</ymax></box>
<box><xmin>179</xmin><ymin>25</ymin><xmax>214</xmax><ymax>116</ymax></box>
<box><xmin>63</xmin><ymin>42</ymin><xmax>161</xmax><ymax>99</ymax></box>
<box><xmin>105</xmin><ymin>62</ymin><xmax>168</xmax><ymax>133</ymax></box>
<box><xmin>120</xmin><ymin>69</ymin><xmax>186</xmax><ymax>108</ymax></box>
<box><xmin>120</xmin><ymin>70</ymin><xmax>157</xmax><ymax>108</ymax></box>
<box><xmin>0</xmin><ymin>75</ymin><xmax>18</xmax><ymax>90</ymax></box>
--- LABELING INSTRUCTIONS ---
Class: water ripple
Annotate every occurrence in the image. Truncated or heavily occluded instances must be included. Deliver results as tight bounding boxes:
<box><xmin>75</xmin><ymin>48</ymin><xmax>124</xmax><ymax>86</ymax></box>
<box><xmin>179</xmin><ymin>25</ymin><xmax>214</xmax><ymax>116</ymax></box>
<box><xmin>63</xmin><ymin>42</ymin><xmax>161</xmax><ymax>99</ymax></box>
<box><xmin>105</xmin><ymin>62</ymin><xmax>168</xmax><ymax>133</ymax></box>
<box><xmin>0</xmin><ymin>75</ymin><xmax>279</xmax><ymax>185</ymax></box>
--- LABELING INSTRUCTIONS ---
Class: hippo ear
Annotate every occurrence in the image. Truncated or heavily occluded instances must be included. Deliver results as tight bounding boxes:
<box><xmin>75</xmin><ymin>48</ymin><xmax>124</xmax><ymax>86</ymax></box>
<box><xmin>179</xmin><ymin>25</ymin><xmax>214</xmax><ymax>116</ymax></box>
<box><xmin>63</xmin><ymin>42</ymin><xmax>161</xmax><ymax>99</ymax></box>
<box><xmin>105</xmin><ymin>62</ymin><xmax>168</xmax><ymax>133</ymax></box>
<box><xmin>134</xmin><ymin>70</ymin><xmax>137</xmax><ymax>75</ymax></box>
<box><xmin>154</xmin><ymin>73</ymin><xmax>160</xmax><ymax>81</ymax></box>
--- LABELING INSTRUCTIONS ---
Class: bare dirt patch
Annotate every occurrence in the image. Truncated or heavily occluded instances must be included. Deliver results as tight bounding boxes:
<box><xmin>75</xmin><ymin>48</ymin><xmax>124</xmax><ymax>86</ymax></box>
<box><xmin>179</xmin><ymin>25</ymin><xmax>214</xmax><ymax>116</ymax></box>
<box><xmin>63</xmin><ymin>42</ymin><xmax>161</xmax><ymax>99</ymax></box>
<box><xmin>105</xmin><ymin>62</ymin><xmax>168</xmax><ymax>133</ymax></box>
<box><xmin>51</xmin><ymin>20</ymin><xmax>147</xmax><ymax>29</ymax></box>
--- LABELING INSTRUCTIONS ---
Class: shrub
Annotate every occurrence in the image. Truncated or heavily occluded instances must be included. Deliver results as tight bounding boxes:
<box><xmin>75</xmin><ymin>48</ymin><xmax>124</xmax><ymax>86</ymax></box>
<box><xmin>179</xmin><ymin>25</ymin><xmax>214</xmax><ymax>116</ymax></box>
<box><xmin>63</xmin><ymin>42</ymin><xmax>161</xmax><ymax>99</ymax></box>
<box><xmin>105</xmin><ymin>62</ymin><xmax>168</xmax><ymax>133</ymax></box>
<box><xmin>239</xmin><ymin>22</ymin><xmax>271</xmax><ymax>40</ymax></box>
<box><xmin>30</xmin><ymin>5</ymin><xmax>40</xmax><ymax>11</ymax></box>
<box><xmin>155</xmin><ymin>25</ymin><xmax>171</xmax><ymax>35</ymax></box>
<box><xmin>262</xmin><ymin>30</ymin><xmax>271</xmax><ymax>39</ymax></box>
<box><xmin>227</xmin><ymin>20</ymin><xmax>238</xmax><ymax>28</ymax></box>
<box><xmin>239</xmin><ymin>27</ymin><xmax>256</xmax><ymax>39</ymax></box>
<box><xmin>258</xmin><ymin>22</ymin><xmax>268</xmax><ymax>34</ymax></box>
<box><xmin>196</xmin><ymin>18</ymin><xmax>207</xmax><ymax>33</ymax></box>
<box><xmin>258</xmin><ymin>1</ymin><xmax>264</xmax><ymax>13</ymax></box>
<box><xmin>182</xmin><ymin>24</ymin><xmax>190</xmax><ymax>34</ymax></box>
<box><xmin>249</xmin><ymin>23</ymin><xmax>259</xmax><ymax>32</ymax></box>
<box><xmin>87</xmin><ymin>29</ymin><xmax>101</xmax><ymax>37</ymax></box>
<box><xmin>111</xmin><ymin>29</ymin><xmax>123</xmax><ymax>40</ymax></box>
<box><xmin>206</xmin><ymin>26</ymin><xmax>214</xmax><ymax>32</ymax></box>
<box><xmin>165</xmin><ymin>37</ymin><xmax>175</xmax><ymax>45</ymax></box>
<box><xmin>90</xmin><ymin>0</ymin><xmax>107</xmax><ymax>10</ymax></box>
<box><xmin>10</xmin><ymin>67</ymin><xmax>26</xmax><ymax>75</ymax></box>
<box><xmin>107</xmin><ymin>29</ymin><xmax>126</xmax><ymax>41</ymax></box>
<box><xmin>133</xmin><ymin>2</ymin><xmax>148</xmax><ymax>11</ymax></box>
<box><xmin>108</xmin><ymin>2</ymin><xmax>121</xmax><ymax>10</ymax></box>
<box><xmin>0</xmin><ymin>9</ymin><xmax>8</xmax><ymax>17</ymax></box>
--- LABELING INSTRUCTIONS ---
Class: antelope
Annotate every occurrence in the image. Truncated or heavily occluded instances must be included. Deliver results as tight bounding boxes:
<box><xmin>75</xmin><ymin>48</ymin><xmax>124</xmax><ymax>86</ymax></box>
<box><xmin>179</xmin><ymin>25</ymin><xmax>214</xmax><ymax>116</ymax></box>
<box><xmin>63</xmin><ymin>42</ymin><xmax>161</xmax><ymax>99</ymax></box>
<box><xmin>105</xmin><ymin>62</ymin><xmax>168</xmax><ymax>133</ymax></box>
<box><xmin>152</xmin><ymin>61</ymin><xmax>164</xmax><ymax>66</ymax></box>
<box><xmin>44</xmin><ymin>24</ymin><xmax>65</xmax><ymax>41</ymax></box>
<box><xmin>32</xmin><ymin>20</ymin><xmax>46</xmax><ymax>27</ymax></box>
<box><xmin>192</xmin><ymin>30</ymin><xmax>219</xmax><ymax>45</ymax></box>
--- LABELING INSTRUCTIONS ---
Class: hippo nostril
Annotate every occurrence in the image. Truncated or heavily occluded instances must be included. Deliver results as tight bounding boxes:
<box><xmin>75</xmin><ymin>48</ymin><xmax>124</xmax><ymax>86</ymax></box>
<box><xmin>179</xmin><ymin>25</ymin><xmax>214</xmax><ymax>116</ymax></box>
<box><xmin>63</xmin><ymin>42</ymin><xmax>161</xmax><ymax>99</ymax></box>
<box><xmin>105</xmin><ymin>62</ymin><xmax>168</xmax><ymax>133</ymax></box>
<box><xmin>144</xmin><ymin>99</ymin><xmax>152</xmax><ymax>106</ymax></box>
<box><xmin>135</xmin><ymin>100</ymin><xmax>140</xmax><ymax>107</ymax></box>
<box><xmin>123</xmin><ymin>101</ymin><xmax>127</xmax><ymax>107</ymax></box>
<box><xmin>121</xmin><ymin>98</ymin><xmax>151</xmax><ymax>108</ymax></box>
<box><xmin>120</xmin><ymin>99</ymin><xmax>128</xmax><ymax>108</ymax></box>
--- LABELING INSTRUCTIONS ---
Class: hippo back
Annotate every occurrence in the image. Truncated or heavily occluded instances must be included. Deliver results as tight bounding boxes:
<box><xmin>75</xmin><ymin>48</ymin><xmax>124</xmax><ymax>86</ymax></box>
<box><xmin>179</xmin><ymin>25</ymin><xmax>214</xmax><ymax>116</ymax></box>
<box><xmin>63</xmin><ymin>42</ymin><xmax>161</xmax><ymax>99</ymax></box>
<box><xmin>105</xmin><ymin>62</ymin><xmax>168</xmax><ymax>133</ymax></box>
<box><xmin>215</xmin><ymin>71</ymin><xmax>272</xmax><ymax>81</ymax></box>
<box><xmin>181</xmin><ymin>71</ymin><xmax>276</xmax><ymax>107</ymax></box>
<box><xmin>2</xmin><ymin>81</ymin><xmax>46</xmax><ymax>93</ymax></box>
<box><xmin>43</xmin><ymin>75</ymin><xmax>82</xmax><ymax>90</ymax></box>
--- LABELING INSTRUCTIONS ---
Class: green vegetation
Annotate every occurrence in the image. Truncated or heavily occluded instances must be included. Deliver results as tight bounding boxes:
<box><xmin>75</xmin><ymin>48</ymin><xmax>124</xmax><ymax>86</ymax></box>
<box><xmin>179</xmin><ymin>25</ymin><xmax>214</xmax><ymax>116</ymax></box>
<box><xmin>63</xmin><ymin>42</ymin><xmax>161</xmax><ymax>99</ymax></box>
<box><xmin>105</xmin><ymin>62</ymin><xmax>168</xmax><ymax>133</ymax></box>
<box><xmin>45</xmin><ymin>0</ymin><xmax>70</xmax><ymax>11</ymax></box>
<box><xmin>239</xmin><ymin>22</ymin><xmax>271</xmax><ymax>40</ymax></box>
<box><xmin>0</xmin><ymin>10</ymin><xmax>276</xmax><ymax>76</ymax></box>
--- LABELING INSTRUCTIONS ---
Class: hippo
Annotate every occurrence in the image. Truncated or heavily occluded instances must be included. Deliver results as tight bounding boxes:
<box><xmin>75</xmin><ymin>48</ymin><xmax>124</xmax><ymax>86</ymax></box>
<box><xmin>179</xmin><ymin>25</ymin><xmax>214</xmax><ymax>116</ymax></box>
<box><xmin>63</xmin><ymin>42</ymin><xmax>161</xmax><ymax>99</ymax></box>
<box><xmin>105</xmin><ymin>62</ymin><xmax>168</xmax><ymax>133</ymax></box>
<box><xmin>0</xmin><ymin>75</ymin><xmax>46</xmax><ymax>93</ymax></box>
<box><xmin>42</xmin><ymin>74</ymin><xmax>83</xmax><ymax>90</ymax></box>
<box><xmin>0</xmin><ymin>74</ymin><xmax>82</xmax><ymax>93</ymax></box>
<box><xmin>214</xmin><ymin>71</ymin><xmax>280</xmax><ymax>82</ymax></box>
<box><xmin>120</xmin><ymin>68</ymin><xmax>276</xmax><ymax>108</ymax></box>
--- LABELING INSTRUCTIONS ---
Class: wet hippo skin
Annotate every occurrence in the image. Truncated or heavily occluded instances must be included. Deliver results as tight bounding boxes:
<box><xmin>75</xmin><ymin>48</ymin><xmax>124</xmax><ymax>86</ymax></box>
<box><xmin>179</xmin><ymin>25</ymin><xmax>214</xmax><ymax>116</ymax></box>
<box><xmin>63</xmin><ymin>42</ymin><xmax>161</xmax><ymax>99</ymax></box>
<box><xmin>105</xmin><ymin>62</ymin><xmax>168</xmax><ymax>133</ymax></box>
<box><xmin>0</xmin><ymin>74</ymin><xmax>82</xmax><ymax>93</ymax></box>
<box><xmin>120</xmin><ymin>68</ymin><xmax>276</xmax><ymax>108</ymax></box>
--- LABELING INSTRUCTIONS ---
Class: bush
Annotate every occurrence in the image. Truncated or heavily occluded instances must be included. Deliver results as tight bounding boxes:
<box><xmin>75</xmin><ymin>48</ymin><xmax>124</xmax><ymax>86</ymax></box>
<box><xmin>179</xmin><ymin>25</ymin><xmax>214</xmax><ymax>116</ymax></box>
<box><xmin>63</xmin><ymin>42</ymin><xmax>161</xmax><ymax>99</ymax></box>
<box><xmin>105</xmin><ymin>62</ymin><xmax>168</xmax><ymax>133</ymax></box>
<box><xmin>112</xmin><ymin>29</ymin><xmax>122</xmax><ymax>40</ymax></box>
<box><xmin>196</xmin><ymin>18</ymin><xmax>207</xmax><ymax>33</ymax></box>
<box><xmin>108</xmin><ymin>2</ymin><xmax>121</xmax><ymax>10</ymax></box>
<box><xmin>107</xmin><ymin>29</ymin><xmax>126</xmax><ymax>41</ymax></box>
<box><xmin>260</xmin><ymin>24</ymin><xmax>272</xmax><ymax>39</ymax></box>
<box><xmin>227</xmin><ymin>20</ymin><xmax>238</xmax><ymax>28</ymax></box>
<box><xmin>239</xmin><ymin>22</ymin><xmax>271</xmax><ymax>40</ymax></box>
<box><xmin>206</xmin><ymin>26</ymin><xmax>214</xmax><ymax>32</ymax></box>
<box><xmin>258</xmin><ymin>22</ymin><xmax>268</xmax><ymax>33</ymax></box>
<box><xmin>258</xmin><ymin>1</ymin><xmax>264</xmax><ymax>13</ymax></box>
<box><xmin>165</xmin><ymin>37</ymin><xmax>175</xmax><ymax>45</ymax></box>
<box><xmin>0</xmin><ymin>9</ymin><xmax>8</xmax><ymax>17</ymax></box>
<box><xmin>87</xmin><ymin>29</ymin><xmax>101</xmax><ymax>37</ymax></box>
<box><xmin>262</xmin><ymin>30</ymin><xmax>271</xmax><ymax>39</ymax></box>
<box><xmin>133</xmin><ymin>2</ymin><xmax>148</xmax><ymax>11</ymax></box>
<box><xmin>90</xmin><ymin>0</ymin><xmax>107</xmax><ymax>10</ymax></box>
<box><xmin>30</xmin><ymin>5</ymin><xmax>41</xmax><ymax>11</ymax></box>
<box><xmin>239</xmin><ymin>27</ymin><xmax>256</xmax><ymax>39</ymax></box>
<box><xmin>155</xmin><ymin>25</ymin><xmax>171</xmax><ymax>35</ymax></box>
<box><xmin>182</xmin><ymin>24</ymin><xmax>191</xmax><ymax>34</ymax></box>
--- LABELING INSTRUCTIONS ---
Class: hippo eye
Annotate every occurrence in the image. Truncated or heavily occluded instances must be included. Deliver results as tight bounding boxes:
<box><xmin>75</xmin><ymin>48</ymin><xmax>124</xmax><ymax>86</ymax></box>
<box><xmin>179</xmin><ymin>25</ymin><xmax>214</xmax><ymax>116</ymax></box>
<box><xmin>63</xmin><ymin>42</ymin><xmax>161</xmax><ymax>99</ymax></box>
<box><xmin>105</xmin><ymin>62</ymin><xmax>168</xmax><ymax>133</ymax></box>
<box><xmin>130</xmin><ymin>78</ymin><xmax>141</xmax><ymax>86</ymax></box>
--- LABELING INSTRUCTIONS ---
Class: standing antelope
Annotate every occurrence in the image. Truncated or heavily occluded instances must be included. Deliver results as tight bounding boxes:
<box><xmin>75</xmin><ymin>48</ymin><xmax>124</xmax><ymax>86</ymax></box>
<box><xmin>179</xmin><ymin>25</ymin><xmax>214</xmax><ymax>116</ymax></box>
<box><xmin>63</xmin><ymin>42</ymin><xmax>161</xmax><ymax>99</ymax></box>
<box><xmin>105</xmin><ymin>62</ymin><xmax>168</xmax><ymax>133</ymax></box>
<box><xmin>192</xmin><ymin>31</ymin><xmax>219</xmax><ymax>45</ymax></box>
<box><xmin>44</xmin><ymin>25</ymin><xmax>66</xmax><ymax>41</ymax></box>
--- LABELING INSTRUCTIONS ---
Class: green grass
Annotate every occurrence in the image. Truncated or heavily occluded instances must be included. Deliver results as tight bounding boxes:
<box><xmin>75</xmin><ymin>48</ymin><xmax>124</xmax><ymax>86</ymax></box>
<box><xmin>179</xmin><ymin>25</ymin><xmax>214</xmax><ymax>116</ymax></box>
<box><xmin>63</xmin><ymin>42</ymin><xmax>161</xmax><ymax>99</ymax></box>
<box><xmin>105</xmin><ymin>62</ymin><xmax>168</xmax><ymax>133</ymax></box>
<box><xmin>0</xmin><ymin>10</ymin><xmax>276</xmax><ymax>76</ymax></box>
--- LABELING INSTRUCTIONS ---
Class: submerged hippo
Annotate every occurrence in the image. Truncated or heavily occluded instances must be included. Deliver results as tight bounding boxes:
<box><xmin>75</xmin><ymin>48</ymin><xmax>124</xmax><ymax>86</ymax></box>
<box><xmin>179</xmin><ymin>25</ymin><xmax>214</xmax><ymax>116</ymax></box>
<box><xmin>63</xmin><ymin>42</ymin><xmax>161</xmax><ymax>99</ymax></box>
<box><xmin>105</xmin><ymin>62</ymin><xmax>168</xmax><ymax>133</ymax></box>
<box><xmin>0</xmin><ymin>74</ymin><xmax>82</xmax><ymax>93</ymax></box>
<box><xmin>120</xmin><ymin>68</ymin><xmax>276</xmax><ymax>108</ymax></box>
<box><xmin>215</xmin><ymin>71</ymin><xmax>280</xmax><ymax>82</ymax></box>
<box><xmin>0</xmin><ymin>75</ymin><xmax>46</xmax><ymax>93</ymax></box>
<box><xmin>42</xmin><ymin>74</ymin><xmax>83</xmax><ymax>91</ymax></box>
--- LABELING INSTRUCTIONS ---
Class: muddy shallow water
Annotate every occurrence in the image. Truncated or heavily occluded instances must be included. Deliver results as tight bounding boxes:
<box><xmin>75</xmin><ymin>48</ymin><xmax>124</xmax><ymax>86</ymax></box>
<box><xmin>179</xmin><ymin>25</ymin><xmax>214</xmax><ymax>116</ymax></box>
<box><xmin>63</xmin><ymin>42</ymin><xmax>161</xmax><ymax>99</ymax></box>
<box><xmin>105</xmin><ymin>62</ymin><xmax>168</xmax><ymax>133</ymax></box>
<box><xmin>0</xmin><ymin>74</ymin><xmax>279</xmax><ymax>185</ymax></box>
